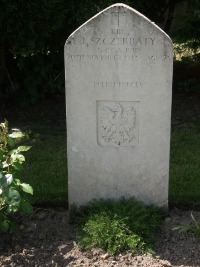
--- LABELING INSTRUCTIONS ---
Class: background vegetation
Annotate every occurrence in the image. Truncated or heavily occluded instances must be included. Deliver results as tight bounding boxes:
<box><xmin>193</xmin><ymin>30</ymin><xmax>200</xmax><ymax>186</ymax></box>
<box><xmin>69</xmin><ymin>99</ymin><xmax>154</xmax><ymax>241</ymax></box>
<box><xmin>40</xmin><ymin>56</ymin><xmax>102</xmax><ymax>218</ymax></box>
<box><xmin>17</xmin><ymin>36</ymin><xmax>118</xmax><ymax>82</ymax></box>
<box><xmin>0</xmin><ymin>0</ymin><xmax>199</xmax><ymax>105</ymax></box>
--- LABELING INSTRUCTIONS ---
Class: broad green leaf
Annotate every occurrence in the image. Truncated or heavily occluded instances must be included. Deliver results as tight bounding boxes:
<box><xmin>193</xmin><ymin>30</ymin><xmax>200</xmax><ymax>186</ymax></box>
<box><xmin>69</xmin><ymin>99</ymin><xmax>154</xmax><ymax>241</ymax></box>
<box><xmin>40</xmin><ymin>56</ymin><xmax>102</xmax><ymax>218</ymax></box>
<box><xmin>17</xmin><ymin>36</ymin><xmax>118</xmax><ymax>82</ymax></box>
<box><xmin>20</xmin><ymin>183</ymin><xmax>33</xmax><ymax>195</ymax></box>
<box><xmin>9</xmin><ymin>132</ymin><xmax>24</xmax><ymax>138</ymax></box>
<box><xmin>0</xmin><ymin>174</ymin><xmax>13</xmax><ymax>187</ymax></box>
<box><xmin>17</xmin><ymin>146</ymin><xmax>31</xmax><ymax>152</ymax></box>
<box><xmin>12</xmin><ymin>162</ymin><xmax>23</xmax><ymax>171</ymax></box>
<box><xmin>15</xmin><ymin>154</ymin><xmax>25</xmax><ymax>163</ymax></box>
<box><xmin>5</xmin><ymin>174</ymin><xmax>13</xmax><ymax>185</ymax></box>
<box><xmin>8</xmin><ymin>149</ymin><xmax>17</xmax><ymax>156</ymax></box>
<box><xmin>7</xmin><ymin>137</ymin><xmax>15</xmax><ymax>147</ymax></box>
<box><xmin>2</xmin><ymin>161</ymin><xmax>9</xmax><ymax>168</ymax></box>
<box><xmin>20</xmin><ymin>199</ymin><xmax>33</xmax><ymax>214</ymax></box>
<box><xmin>14</xmin><ymin>179</ymin><xmax>21</xmax><ymax>185</ymax></box>
<box><xmin>6</xmin><ymin>187</ymin><xmax>21</xmax><ymax>212</ymax></box>
<box><xmin>10</xmin><ymin>153</ymin><xmax>17</xmax><ymax>162</ymax></box>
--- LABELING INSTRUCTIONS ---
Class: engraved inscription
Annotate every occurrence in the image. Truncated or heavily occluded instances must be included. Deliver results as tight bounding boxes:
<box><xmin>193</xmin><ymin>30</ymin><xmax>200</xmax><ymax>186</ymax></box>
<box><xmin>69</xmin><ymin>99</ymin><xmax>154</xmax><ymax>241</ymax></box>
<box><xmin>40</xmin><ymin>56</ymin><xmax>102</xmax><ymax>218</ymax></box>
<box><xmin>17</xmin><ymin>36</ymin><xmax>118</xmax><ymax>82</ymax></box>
<box><xmin>66</xmin><ymin>53</ymin><xmax>172</xmax><ymax>63</ymax></box>
<box><xmin>77</xmin><ymin>37</ymin><xmax>155</xmax><ymax>46</ymax></box>
<box><xmin>94</xmin><ymin>81</ymin><xmax>142</xmax><ymax>88</ymax></box>
<box><xmin>112</xmin><ymin>29</ymin><xmax>123</xmax><ymax>34</ymax></box>
<box><xmin>66</xmin><ymin>36</ymin><xmax>157</xmax><ymax>62</ymax></box>
<box><xmin>97</xmin><ymin>101</ymin><xmax>140</xmax><ymax>147</ymax></box>
<box><xmin>66</xmin><ymin>54</ymin><xmax>138</xmax><ymax>61</ymax></box>
<box><xmin>97</xmin><ymin>47</ymin><xmax>139</xmax><ymax>54</ymax></box>
<box><xmin>147</xmin><ymin>55</ymin><xmax>173</xmax><ymax>63</ymax></box>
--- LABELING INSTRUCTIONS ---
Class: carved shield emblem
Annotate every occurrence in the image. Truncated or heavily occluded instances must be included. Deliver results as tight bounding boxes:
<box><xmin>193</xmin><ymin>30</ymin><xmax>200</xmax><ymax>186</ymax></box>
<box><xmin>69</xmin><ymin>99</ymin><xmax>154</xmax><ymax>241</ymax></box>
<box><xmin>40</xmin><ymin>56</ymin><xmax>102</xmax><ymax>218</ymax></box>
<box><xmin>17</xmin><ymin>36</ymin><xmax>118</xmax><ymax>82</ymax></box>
<box><xmin>97</xmin><ymin>101</ymin><xmax>139</xmax><ymax>147</ymax></box>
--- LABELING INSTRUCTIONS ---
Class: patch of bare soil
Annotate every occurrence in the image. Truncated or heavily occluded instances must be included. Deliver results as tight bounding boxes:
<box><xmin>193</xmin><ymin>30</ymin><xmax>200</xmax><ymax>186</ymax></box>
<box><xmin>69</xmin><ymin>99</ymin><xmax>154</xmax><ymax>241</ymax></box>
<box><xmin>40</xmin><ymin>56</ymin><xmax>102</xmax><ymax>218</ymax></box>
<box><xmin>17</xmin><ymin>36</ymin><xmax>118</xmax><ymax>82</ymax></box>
<box><xmin>0</xmin><ymin>208</ymin><xmax>200</xmax><ymax>267</ymax></box>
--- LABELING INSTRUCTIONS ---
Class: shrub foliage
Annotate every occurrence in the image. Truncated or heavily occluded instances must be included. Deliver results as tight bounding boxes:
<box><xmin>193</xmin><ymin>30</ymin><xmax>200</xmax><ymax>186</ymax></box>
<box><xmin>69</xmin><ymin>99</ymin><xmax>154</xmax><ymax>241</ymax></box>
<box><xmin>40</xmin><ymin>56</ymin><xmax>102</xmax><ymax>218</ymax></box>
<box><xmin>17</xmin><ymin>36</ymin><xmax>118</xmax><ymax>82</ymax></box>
<box><xmin>0</xmin><ymin>0</ymin><xmax>199</xmax><ymax>103</ymax></box>
<box><xmin>0</xmin><ymin>120</ymin><xmax>33</xmax><ymax>232</ymax></box>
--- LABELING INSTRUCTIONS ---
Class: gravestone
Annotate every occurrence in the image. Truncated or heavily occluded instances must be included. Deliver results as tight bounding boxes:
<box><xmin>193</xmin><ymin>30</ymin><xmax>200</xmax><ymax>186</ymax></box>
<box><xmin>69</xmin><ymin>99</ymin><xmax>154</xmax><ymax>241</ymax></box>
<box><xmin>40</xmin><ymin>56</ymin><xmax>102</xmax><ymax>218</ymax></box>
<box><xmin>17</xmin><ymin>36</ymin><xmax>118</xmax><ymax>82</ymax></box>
<box><xmin>65</xmin><ymin>3</ymin><xmax>173</xmax><ymax>209</ymax></box>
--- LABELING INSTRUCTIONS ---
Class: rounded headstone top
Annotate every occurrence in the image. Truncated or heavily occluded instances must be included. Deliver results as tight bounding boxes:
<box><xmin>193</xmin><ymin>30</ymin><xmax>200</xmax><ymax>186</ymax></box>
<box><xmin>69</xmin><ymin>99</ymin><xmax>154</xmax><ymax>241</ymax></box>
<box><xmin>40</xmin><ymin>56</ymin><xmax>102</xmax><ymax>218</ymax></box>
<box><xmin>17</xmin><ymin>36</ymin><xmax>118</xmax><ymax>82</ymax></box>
<box><xmin>65</xmin><ymin>3</ymin><xmax>172</xmax><ymax>46</ymax></box>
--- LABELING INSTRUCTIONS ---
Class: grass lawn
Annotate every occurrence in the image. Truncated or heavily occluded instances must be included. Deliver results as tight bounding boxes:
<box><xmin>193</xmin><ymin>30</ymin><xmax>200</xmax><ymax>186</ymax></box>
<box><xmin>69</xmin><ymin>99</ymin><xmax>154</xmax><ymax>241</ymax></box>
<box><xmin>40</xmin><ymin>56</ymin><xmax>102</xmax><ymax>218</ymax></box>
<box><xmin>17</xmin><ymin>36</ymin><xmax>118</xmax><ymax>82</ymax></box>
<box><xmin>20</xmin><ymin>127</ymin><xmax>68</xmax><ymax>206</ymax></box>
<box><xmin>170</xmin><ymin>120</ymin><xmax>200</xmax><ymax>205</ymax></box>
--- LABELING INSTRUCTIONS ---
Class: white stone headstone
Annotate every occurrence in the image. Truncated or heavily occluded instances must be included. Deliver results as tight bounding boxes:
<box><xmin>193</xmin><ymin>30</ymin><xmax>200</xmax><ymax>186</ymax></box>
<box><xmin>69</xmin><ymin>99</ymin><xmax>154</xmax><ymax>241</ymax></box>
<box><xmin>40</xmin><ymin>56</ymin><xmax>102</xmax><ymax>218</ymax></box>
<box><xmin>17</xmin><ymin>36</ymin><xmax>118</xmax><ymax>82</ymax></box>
<box><xmin>65</xmin><ymin>3</ymin><xmax>173</xmax><ymax>209</ymax></box>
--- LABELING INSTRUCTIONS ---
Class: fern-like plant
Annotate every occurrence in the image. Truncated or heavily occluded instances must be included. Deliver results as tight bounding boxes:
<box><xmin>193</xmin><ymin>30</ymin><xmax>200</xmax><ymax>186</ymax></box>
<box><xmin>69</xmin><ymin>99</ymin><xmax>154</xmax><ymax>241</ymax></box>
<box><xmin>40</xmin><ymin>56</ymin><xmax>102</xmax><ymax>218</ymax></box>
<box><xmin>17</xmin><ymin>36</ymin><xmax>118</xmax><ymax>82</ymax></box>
<box><xmin>76</xmin><ymin>198</ymin><xmax>164</xmax><ymax>255</ymax></box>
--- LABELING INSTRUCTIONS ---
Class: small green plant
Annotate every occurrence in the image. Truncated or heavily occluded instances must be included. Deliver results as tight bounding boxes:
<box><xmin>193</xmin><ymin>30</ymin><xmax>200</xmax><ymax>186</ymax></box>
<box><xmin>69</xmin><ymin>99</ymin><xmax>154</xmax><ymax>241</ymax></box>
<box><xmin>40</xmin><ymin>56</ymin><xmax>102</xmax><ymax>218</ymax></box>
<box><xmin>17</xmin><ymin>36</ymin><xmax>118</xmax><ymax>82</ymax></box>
<box><xmin>76</xmin><ymin>198</ymin><xmax>164</xmax><ymax>255</ymax></box>
<box><xmin>173</xmin><ymin>212</ymin><xmax>200</xmax><ymax>236</ymax></box>
<box><xmin>0</xmin><ymin>120</ymin><xmax>33</xmax><ymax>232</ymax></box>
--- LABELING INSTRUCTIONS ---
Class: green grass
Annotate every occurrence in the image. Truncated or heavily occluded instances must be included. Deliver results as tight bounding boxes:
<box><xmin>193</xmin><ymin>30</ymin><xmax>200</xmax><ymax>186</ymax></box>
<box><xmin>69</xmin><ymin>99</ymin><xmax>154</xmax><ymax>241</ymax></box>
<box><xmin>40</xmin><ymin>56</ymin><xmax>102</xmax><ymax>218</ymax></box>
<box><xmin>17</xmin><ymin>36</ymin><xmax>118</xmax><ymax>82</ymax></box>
<box><xmin>19</xmin><ymin>125</ymin><xmax>68</xmax><ymax>205</ymax></box>
<box><xmin>169</xmin><ymin>120</ymin><xmax>200</xmax><ymax>204</ymax></box>
<box><xmin>76</xmin><ymin>198</ymin><xmax>164</xmax><ymax>255</ymax></box>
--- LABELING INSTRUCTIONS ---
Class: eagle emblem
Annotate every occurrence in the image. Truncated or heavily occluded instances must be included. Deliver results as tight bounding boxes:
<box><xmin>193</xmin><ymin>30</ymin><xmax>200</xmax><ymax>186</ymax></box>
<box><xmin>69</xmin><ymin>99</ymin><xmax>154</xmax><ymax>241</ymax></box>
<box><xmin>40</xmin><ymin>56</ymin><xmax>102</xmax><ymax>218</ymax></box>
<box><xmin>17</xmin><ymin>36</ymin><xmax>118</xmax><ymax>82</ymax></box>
<box><xmin>100</xmin><ymin>102</ymin><xmax>136</xmax><ymax>145</ymax></box>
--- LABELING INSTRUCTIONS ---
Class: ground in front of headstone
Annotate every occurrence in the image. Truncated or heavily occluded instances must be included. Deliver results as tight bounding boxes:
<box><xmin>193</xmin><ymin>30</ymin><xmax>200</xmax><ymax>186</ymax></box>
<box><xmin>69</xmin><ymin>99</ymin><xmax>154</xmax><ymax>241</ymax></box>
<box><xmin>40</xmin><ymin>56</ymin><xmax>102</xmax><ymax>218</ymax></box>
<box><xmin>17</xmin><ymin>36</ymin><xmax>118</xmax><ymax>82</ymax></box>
<box><xmin>0</xmin><ymin>208</ymin><xmax>200</xmax><ymax>267</ymax></box>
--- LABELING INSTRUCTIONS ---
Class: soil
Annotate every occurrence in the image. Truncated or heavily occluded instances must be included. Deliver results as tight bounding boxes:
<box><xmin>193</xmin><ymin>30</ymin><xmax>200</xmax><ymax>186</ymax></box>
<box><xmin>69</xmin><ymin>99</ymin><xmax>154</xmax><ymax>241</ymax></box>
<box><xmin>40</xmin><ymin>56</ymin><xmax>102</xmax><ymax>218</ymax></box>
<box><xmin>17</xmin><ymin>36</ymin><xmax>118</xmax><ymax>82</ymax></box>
<box><xmin>0</xmin><ymin>93</ymin><xmax>200</xmax><ymax>266</ymax></box>
<box><xmin>0</xmin><ymin>208</ymin><xmax>200</xmax><ymax>267</ymax></box>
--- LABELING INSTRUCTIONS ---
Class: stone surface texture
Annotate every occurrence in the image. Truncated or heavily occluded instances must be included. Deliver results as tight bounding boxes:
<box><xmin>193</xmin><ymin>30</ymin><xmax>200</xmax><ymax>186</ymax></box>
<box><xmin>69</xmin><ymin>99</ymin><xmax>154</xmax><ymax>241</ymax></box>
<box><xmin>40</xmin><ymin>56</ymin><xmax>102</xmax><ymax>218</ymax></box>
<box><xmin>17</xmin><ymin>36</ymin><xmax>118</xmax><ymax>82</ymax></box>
<box><xmin>65</xmin><ymin>4</ymin><xmax>173</xmax><ymax>208</ymax></box>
